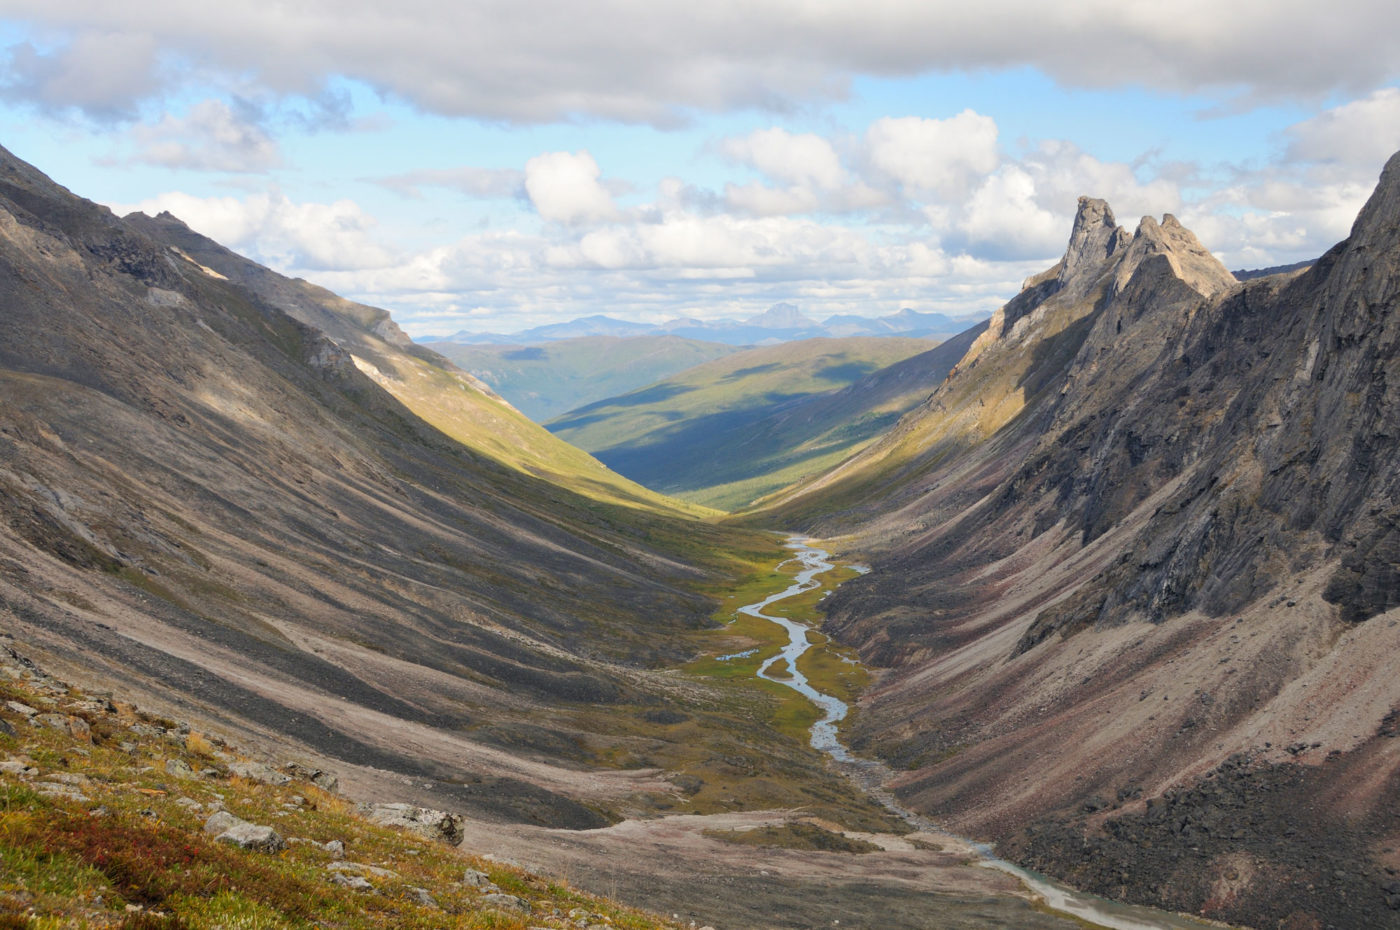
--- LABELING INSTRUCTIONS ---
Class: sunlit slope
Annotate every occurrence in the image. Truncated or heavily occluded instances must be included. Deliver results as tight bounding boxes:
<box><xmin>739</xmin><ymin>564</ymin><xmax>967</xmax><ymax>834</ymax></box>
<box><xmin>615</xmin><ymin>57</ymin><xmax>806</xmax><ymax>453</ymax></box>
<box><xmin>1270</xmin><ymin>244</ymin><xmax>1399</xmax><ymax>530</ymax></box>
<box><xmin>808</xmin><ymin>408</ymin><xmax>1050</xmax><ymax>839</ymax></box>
<box><xmin>546</xmin><ymin>337</ymin><xmax>936</xmax><ymax>510</ymax></box>
<box><xmin>432</xmin><ymin>335</ymin><xmax>741</xmax><ymax>421</ymax></box>
<box><xmin>126</xmin><ymin>211</ymin><xmax>711</xmax><ymax>518</ymax></box>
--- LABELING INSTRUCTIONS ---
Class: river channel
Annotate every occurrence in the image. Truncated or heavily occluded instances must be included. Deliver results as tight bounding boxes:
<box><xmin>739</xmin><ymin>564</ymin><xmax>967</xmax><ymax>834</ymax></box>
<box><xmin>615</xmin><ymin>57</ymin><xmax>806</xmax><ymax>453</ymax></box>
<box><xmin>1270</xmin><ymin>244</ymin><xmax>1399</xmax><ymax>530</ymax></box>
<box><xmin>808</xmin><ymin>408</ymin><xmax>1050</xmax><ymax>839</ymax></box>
<box><xmin>740</xmin><ymin>537</ymin><xmax>1234</xmax><ymax>930</ymax></box>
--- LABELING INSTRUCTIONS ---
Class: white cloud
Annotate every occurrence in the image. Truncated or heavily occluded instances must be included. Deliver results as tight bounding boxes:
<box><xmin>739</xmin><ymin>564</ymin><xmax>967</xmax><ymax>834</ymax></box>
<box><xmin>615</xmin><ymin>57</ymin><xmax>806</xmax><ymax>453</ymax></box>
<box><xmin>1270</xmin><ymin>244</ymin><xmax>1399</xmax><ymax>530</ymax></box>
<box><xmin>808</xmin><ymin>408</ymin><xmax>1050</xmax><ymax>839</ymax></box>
<box><xmin>373</xmin><ymin>166</ymin><xmax>524</xmax><ymax>200</ymax></box>
<box><xmin>524</xmin><ymin>150</ymin><xmax>618</xmax><ymax>225</ymax></box>
<box><xmin>1</xmin><ymin>31</ymin><xmax>160</xmax><ymax>119</ymax></box>
<box><xmin>1177</xmin><ymin>92</ymin><xmax>1400</xmax><ymax>269</ymax></box>
<box><xmin>723</xmin><ymin>183</ymin><xmax>821</xmax><ymax>218</ymax></box>
<box><xmin>1284</xmin><ymin>87</ymin><xmax>1400</xmax><ymax>168</ymax></box>
<box><xmin>1015</xmin><ymin>141</ymin><xmax>1181</xmax><ymax>222</ymax></box>
<box><xmin>721</xmin><ymin>128</ymin><xmax>845</xmax><ymax>190</ymax></box>
<box><xmin>5</xmin><ymin>2</ymin><xmax>1400</xmax><ymax>123</ymax></box>
<box><xmin>717</xmin><ymin>127</ymin><xmax>889</xmax><ymax>217</ymax></box>
<box><xmin>866</xmin><ymin>112</ymin><xmax>1001</xmax><ymax>200</ymax></box>
<box><xmin>957</xmin><ymin>166</ymin><xmax>1063</xmax><ymax>260</ymax></box>
<box><xmin>114</xmin><ymin>190</ymin><xmax>395</xmax><ymax>271</ymax></box>
<box><xmin>127</xmin><ymin>99</ymin><xmax>281</xmax><ymax>172</ymax></box>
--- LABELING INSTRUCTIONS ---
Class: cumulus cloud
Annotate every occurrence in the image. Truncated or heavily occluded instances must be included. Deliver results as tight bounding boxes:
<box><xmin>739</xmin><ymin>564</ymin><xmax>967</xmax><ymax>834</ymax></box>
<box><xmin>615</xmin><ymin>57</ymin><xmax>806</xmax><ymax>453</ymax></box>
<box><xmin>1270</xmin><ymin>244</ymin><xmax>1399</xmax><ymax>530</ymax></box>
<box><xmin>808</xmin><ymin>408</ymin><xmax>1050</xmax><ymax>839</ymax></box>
<box><xmin>286</xmin><ymin>188</ymin><xmax>1036</xmax><ymax>336</ymax></box>
<box><xmin>4</xmin><ymin>2</ymin><xmax>1400</xmax><ymax>123</ymax></box>
<box><xmin>957</xmin><ymin>167</ymin><xmax>1064</xmax><ymax>260</ymax></box>
<box><xmin>866</xmin><ymin>112</ymin><xmax>1001</xmax><ymax>200</ymax></box>
<box><xmin>524</xmin><ymin>150</ymin><xmax>618</xmax><ymax>224</ymax></box>
<box><xmin>126</xmin><ymin>99</ymin><xmax>281</xmax><ymax>172</ymax></box>
<box><xmin>717</xmin><ymin>127</ymin><xmax>889</xmax><ymax>217</ymax></box>
<box><xmin>114</xmin><ymin>190</ymin><xmax>395</xmax><ymax>271</ymax></box>
<box><xmin>721</xmin><ymin>128</ymin><xmax>845</xmax><ymax>190</ymax></box>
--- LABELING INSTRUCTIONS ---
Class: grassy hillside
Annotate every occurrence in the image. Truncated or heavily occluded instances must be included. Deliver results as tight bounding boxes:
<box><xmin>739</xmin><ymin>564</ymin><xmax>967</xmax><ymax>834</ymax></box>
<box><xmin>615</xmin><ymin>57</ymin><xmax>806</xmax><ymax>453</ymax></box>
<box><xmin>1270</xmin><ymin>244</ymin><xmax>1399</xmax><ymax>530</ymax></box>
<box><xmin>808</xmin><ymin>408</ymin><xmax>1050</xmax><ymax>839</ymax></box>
<box><xmin>0</xmin><ymin>652</ymin><xmax>697</xmax><ymax>930</ymax></box>
<box><xmin>546</xmin><ymin>338</ymin><xmax>940</xmax><ymax>510</ymax></box>
<box><xmin>433</xmin><ymin>336</ymin><xmax>740</xmax><ymax>421</ymax></box>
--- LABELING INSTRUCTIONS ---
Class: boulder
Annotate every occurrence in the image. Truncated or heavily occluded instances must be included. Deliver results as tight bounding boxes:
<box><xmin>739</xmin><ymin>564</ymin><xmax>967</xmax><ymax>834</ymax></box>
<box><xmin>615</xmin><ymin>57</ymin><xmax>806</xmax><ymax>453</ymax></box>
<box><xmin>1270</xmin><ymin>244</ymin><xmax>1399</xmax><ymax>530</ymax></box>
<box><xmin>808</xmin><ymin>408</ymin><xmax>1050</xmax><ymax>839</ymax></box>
<box><xmin>203</xmin><ymin>810</ymin><xmax>244</xmax><ymax>835</ymax></box>
<box><xmin>480</xmin><ymin>893</ymin><xmax>529</xmax><ymax>913</ymax></box>
<box><xmin>463</xmin><ymin>868</ymin><xmax>493</xmax><ymax>887</ymax></box>
<box><xmin>329</xmin><ymin>872</ymin><xmax>374</xmax><ymax>892</ymax></box>
<box><xmin>216</xmin><ymin>822</ymin><xmax>285</xmax><ymax>853</ymax></box>
<box><xmin>406</xmin><ymin>886</ymin><xmax>437</xmax><ymax>908</ymax></box>
<box><xmin>364</xmin><ymin>803</ymin><xmax>464</xmax><ymax>845</ymax></box>
<box><xmin>227</xmin><ymin>761</ymin><xmax>292</xmax><ymax>786</ymax></box>
<box><xmin>35</xmin><ymin>782</ymin><xmax>89</xmax><ymax>802</ymax></box>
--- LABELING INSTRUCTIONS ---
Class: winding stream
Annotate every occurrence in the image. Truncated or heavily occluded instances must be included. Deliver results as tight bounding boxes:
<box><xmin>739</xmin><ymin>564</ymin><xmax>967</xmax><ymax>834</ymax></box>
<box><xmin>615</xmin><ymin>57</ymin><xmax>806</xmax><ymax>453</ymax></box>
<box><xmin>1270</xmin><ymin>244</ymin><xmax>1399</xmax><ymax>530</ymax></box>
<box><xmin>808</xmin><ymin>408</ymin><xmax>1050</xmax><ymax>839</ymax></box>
<box><xmin>739</xmin><ymin>537</ymin><xmax>1231</xmax><ymax>930</ymax></box>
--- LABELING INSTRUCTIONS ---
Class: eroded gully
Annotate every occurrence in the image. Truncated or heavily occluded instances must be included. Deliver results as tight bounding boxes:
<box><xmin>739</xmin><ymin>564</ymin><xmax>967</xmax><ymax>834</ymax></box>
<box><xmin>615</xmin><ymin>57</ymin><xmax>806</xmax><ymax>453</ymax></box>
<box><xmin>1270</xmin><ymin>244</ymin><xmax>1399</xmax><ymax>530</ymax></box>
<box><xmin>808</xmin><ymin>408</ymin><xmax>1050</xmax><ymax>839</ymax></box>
<box><xmin>740</xmin><ymin>537</ymin><xmax>1234</xmax><ymax>930</ymax></box>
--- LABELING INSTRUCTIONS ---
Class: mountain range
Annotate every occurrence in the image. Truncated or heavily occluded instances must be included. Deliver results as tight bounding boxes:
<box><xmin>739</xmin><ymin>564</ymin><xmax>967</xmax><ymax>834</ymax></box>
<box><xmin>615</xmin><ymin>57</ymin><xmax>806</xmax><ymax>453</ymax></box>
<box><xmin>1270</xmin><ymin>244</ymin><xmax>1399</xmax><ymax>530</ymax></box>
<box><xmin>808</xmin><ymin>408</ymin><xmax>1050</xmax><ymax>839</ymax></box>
<box><xmin>424</xmin><ymin>303</ymin><xmax>987</xmax><ymax>346</ymax></box>
<box><xmin>429</xmin><ymin>335</ymin><xmax>742</xmax><ymax>421</ymax></box>
<box><xmin>4</xmin><ymin>132</ymin><xmax>1400</xmax><ymax>930</ymax></box>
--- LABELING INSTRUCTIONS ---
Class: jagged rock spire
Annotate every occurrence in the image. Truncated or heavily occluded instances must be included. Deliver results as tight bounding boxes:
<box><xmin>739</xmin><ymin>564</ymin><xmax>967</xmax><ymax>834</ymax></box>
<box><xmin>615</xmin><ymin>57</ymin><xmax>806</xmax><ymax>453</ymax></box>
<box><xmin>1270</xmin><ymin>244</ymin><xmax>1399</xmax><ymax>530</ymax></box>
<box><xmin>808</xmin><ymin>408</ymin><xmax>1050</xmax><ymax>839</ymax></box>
<box><xmin>1059</xmin><ymin>197</ymin><xmax>1131</xmax><ymax>288</ymax></box>
<box><xmin>1111</xmin><ymin>213</ymin><xmax>1236</xmax><ymax>301</ymax></box>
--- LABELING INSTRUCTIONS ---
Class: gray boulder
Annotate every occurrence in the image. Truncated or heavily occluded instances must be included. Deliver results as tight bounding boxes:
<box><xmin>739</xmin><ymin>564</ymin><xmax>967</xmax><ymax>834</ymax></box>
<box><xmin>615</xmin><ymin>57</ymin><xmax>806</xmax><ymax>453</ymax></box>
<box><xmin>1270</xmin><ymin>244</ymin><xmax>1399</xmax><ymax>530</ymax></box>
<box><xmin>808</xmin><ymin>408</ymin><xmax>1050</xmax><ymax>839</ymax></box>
<box><xmin>364</xmin><ymin>803</ymin><xmax>464</xmax><ymax>846</ymax></box>
<box><xmin>227</xmin><ymin>761</ymin><xmax>292</xmax><ymax>786</ymax></box>
<box><xmin>203</xmin><ymin>810</ymin><xmax>243</xmax><ymax>834</ymax></box>
<box><xmin>329</xmin><ymin>872</ymin><xmax>374</xmax><ymax>892</ymax></box>
<box><xmin>480</xmin><ymin>893</ymin><xmax>529</xmax><ymax>913</ymax></box>
<box><xmin>216</xmin><ymin>822</ymin><xmax>285</xmax><ymax>853</ymax></box>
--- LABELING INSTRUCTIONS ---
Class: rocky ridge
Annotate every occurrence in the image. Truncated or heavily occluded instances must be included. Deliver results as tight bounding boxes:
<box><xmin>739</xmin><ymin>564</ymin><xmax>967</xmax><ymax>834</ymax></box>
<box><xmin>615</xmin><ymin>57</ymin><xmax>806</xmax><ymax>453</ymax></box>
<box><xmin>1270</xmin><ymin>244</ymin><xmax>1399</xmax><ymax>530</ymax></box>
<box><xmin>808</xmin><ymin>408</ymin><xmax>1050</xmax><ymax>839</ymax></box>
<box><xmin>756</xmin><ymin>153</ymin><xmax>1400</xmax><ymax>928</ymax></box>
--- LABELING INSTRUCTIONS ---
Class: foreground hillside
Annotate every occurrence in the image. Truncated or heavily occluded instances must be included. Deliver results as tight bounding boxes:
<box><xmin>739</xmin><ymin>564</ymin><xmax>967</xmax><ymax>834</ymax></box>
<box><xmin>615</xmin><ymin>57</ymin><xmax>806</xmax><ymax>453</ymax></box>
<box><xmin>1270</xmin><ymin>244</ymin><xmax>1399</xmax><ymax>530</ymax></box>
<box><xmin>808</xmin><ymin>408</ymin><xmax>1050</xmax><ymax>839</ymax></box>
<box><xmin>547</xmin><ymin>338</ymin><xmax>940</xmax><ymax>510</ymax></box>
<box><xmin>754</xmin><ymin>158</ymin><xmax>1400</xmax><ymax>927</ymax></box>
<box><xmin>0</xmin><ymin>642</ymin><xmax>692</xmax><ymax>930</ymax></box>
<box><xmin>0</xmin><ymin>144</ymin><xmax>888</xmax><ymax>841</ymax></box>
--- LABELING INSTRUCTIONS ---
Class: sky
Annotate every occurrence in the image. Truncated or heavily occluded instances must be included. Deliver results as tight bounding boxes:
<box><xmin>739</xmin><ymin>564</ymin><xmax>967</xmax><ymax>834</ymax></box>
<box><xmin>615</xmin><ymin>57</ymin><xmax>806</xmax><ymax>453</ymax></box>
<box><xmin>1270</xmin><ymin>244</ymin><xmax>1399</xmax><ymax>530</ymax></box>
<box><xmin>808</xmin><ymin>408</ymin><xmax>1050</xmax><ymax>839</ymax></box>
<box><xmin>2</xmin><ymin>2</ymin><xmax>1400</xmax><ymax>338</ymax></box>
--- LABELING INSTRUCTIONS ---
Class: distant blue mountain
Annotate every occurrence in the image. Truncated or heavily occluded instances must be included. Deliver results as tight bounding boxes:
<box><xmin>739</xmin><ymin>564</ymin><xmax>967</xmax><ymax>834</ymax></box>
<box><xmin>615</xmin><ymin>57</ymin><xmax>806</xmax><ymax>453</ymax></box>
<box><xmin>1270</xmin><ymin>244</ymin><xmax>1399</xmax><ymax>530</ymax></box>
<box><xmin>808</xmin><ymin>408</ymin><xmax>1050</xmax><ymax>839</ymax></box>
<box><xmin>423</xmin><ymin>303</ymin><xmax>988</xmax><ymax>346</ymax></box>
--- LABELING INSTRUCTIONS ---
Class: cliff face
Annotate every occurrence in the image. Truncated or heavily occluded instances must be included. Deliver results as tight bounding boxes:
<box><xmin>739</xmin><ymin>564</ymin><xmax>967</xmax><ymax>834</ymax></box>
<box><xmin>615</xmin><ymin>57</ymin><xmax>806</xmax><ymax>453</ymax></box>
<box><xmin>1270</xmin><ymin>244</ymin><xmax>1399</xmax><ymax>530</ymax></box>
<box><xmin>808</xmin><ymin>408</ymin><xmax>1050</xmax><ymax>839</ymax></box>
<box><xmin>764</xmin><ymin>153</ymin><xmax>1400</xmax><ymax>927</ymax></box>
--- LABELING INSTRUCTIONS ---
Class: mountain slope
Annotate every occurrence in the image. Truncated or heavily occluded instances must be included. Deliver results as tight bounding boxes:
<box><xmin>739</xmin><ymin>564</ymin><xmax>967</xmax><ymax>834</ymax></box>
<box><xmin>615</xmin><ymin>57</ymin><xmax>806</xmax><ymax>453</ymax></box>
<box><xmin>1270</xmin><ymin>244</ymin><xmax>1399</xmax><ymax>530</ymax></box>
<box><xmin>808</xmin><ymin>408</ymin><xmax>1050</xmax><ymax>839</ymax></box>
<box><xmin>547</xmin><ymin>337</ymin><xmax>938</xmax><ymax>509</ymax></box>
<box><xmin>122</xmin><ymin>211</ymin><xmax>708</xmax><ymax>519</ymax></box>
<box><xmin>752</xmin><ymin>165</ymin><xmax>1400</xmax><ymax>928</ymax></box>
<box><xmin>0</xmin><ymin>144</ymin><xmax>802</xmax><ymax>829</ymax></box>
<box><xmin>430</xmin><ymin>335</ymin><xmax>741</xmax><ymax>421</ymax></box>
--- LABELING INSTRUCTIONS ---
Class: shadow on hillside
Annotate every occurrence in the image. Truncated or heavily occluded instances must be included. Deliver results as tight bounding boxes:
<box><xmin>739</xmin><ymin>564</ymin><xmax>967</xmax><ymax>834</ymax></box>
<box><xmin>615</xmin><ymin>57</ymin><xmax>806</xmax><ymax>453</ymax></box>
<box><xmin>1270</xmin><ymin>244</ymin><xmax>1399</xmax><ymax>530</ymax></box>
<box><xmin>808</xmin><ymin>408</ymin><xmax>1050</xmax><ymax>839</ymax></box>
<box><xmin>815</xmin><ymin>360</ymin><xmax>880</xmax><ymax>382</ymax></box>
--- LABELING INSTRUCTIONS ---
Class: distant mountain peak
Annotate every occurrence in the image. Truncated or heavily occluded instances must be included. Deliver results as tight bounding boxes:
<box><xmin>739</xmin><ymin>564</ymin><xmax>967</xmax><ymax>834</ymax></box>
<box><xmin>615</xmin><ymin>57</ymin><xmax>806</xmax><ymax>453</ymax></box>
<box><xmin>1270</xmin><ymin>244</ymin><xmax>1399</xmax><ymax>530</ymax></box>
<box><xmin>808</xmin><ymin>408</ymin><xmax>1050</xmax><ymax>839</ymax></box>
<box><xmin>747</xmin><ymin>302</ymin><xmax>813</xmax><ymax>328</ymax></box>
